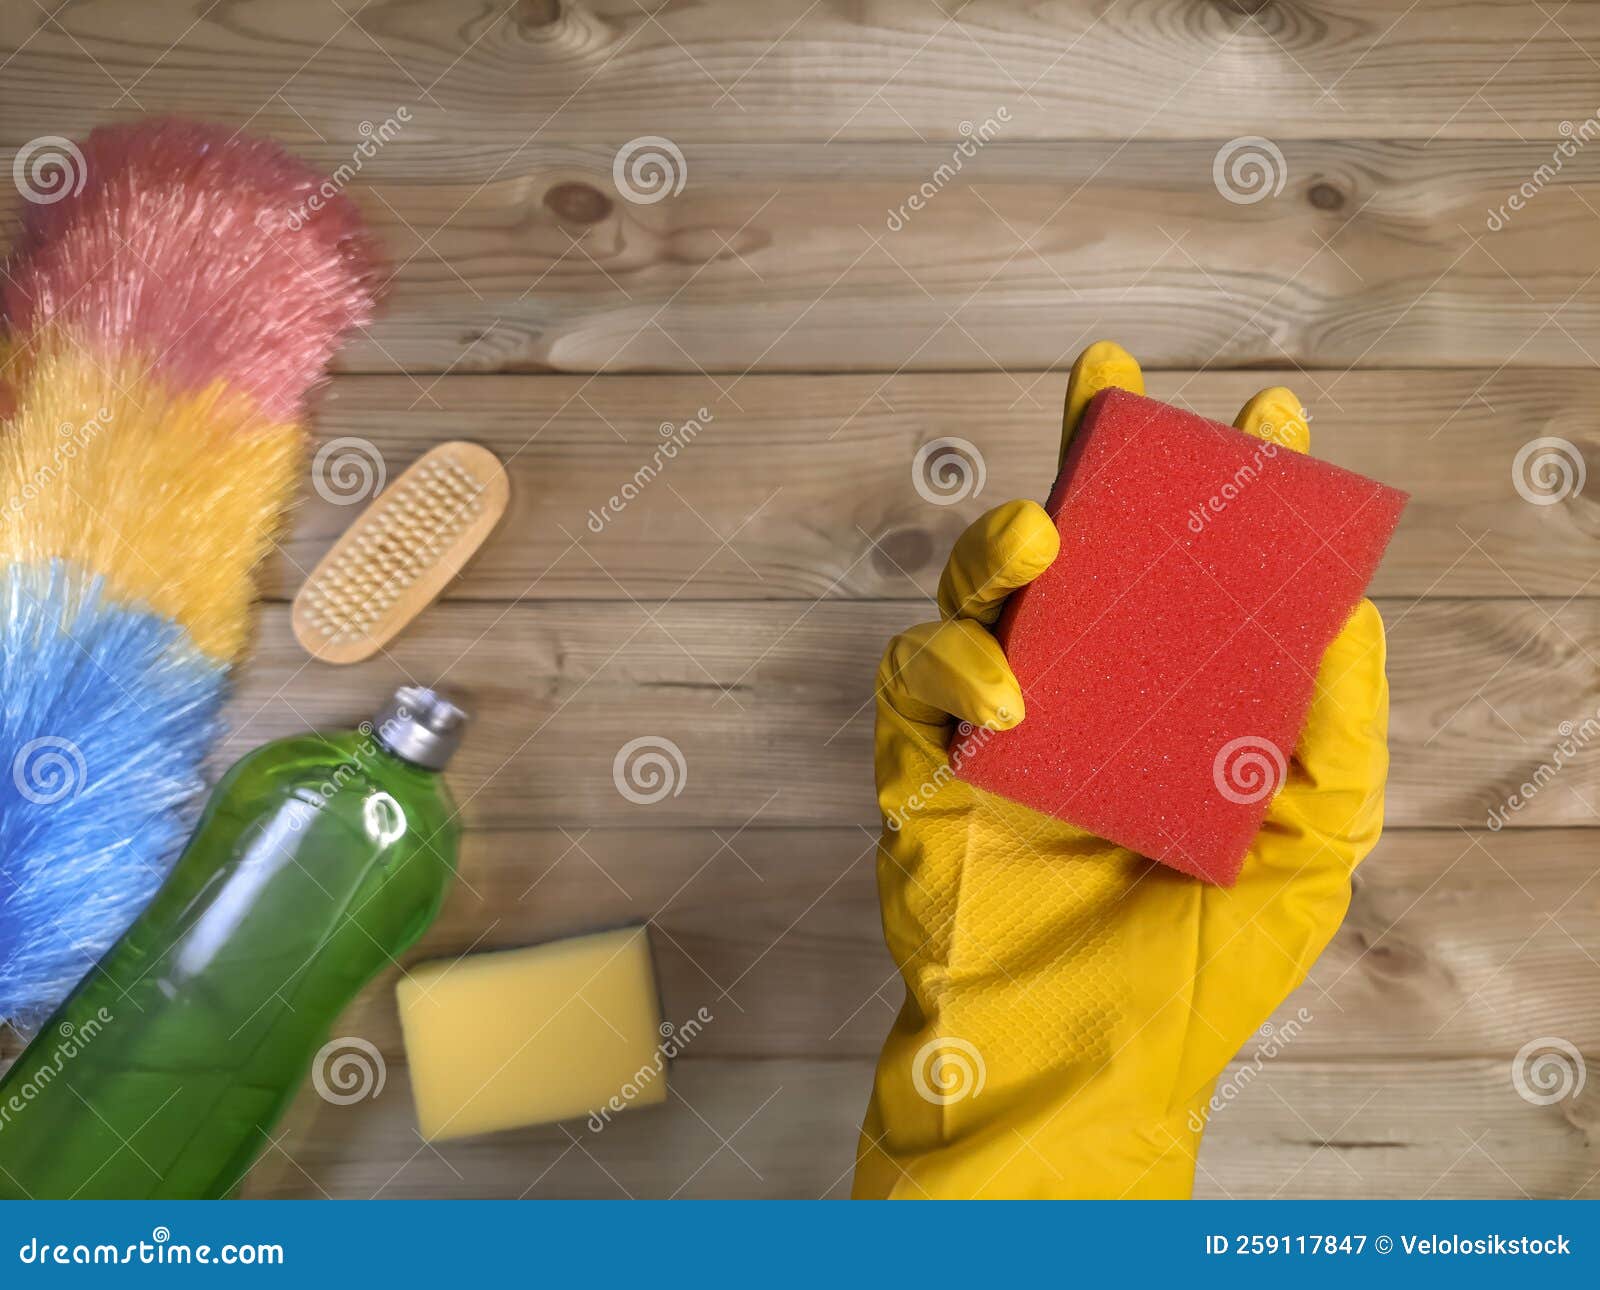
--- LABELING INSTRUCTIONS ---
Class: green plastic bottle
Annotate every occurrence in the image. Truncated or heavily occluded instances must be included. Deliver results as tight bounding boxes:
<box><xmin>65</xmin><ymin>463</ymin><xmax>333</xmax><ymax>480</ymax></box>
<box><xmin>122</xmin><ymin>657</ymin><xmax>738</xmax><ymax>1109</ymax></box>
<box><xmin>0</xmin><ymin>686</ymin><xmax>466</xmax><ymax>1199</ymax></box>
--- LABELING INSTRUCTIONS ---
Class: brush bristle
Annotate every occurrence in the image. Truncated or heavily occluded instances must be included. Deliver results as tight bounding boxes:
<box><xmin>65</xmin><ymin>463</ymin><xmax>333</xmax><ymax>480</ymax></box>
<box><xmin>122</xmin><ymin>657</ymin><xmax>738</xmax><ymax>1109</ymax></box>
<box><xmin>299</xmin><ymin>451</ymin><xmax>489</xmax><ymax>644</ymax></box>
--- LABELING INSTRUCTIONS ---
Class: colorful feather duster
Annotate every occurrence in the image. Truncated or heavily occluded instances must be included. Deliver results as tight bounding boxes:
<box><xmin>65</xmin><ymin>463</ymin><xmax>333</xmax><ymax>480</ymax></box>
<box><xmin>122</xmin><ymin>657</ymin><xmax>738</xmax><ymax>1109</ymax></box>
<box><xmin>0</xmin><ymin>120</ymin><xmax>377</xmax><ymax>1028</ymax></box>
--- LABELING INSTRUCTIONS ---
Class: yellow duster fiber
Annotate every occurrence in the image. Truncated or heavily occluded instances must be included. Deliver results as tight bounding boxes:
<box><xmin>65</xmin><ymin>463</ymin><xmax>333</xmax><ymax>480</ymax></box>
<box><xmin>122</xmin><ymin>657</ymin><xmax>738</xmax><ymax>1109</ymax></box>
<box><xmin>0</xmin><ymin>339</ymin><xmax>301</xmax><ymax>661</ymax></box>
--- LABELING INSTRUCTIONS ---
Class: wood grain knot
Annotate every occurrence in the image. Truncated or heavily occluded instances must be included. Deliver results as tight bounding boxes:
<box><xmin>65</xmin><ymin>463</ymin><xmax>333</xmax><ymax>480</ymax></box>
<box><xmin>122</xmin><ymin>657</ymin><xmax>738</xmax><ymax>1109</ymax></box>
<box><xmin>872</xmin><ymin>527</ymin><xmax>935</xmax><ymax>578</ymax></box>
<box><xmin>1308</xmin><ymin>182</ymin><xmax>1346</xmax><ymax>211</ymax></box>
<box><xmin>544</xmin><ymin>181</ymin><xmax>615</xmax><ymax>225</ymax></box>
<box><xmin>513</xmin><ymin>0</ymin><xmax>614</xmax><ymax>56</ymax></box>
<box><xmin>517</xmin><ymin>0</ymin><xmax>564</xmax><ymax>26</ymax></box>
<box><xmin>1206</xmin><ymin>0</ymin><xmax>1324</xmax><ymax>47</ymax></box>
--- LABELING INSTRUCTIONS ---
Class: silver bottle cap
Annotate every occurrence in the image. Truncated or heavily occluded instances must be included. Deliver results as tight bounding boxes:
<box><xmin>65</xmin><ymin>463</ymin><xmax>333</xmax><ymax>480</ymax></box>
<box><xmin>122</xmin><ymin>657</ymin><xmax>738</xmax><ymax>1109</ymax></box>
<box><xmin>372</xmin><ymin>686</ymin><xmax>468</xmax><ymax>770</ymax></box>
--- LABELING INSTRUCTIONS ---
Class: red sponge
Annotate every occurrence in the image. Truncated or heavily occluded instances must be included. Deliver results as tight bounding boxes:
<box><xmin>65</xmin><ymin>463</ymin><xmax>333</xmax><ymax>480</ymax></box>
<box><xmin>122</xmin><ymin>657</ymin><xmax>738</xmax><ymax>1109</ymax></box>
<box><xmin>954</xmin><ymin>388</ymin><xmax>1407</xmax><ymax>886</ymax></box>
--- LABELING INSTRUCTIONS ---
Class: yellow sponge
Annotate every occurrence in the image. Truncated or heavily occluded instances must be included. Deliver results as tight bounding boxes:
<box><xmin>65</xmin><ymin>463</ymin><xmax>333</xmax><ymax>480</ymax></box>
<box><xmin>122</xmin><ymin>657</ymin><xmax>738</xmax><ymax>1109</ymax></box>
<box><xmin>396</xmin><ymin>926</ymin><xmax>667</xmax><ymax>1141</ymax></box>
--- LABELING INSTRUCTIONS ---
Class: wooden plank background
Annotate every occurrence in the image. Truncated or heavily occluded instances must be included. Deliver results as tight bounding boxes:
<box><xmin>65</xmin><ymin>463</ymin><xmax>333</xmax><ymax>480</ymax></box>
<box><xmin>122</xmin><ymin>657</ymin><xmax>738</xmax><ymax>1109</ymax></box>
<box><xmin>3</xmin><ymin>0</ymin><xmax>1599</xmax><ymax>1199</ymax></box>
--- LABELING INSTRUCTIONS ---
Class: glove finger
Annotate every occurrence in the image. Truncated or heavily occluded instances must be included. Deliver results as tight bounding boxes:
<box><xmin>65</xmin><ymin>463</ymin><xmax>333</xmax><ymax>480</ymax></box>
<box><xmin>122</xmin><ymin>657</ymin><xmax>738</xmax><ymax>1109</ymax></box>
<box><xmin>1233</xmin><ymin>387</ymin><xmax>1386</xmax><ymax>867</ymax></box>
<box><xmin>937</xmin><ymin>499</ymin><xmax>1059</xmax><ymax>625</ymax></box>
<box><xmin>1233</xmin><ymin>385</ymin><xmax>1311</xmax><ymax>455</ymax></box>
<box><xmin>1060</xmin><ymin>339</ymin><xmax>1143</xmax><ymax>468</ymax></box>
<box><xmin>1213</xmin><ymin>394</ymin><xmax>1385</xmax><ymax>977</ymax></box>
<box><xmin>1261</xmin><ymin>599</ymin><xmax>1390</xmax><ymax>875</ymax></box>
<box><xmin>877</xmin><ymin>616</ymin><xmax>1025</xmax><ymax>740</ymax></box>
<box><xmin>1203</xmin><ymin>603</ymin><xmax>1388</xmax><ymax>1027</ymax></box>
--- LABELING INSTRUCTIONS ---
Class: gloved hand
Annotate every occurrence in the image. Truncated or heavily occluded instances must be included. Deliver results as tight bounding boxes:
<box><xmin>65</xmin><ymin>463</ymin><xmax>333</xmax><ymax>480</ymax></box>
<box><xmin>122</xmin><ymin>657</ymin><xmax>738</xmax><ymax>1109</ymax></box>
<box><xmin>855</xmin><ymin>342</ymin><xmax>1390</xmax><ymax>1199</ymax></box>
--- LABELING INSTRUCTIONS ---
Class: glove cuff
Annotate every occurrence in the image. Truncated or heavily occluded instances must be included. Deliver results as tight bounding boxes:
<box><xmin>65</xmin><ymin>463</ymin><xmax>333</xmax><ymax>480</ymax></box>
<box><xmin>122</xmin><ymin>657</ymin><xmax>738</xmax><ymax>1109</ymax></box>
<box><xmin>854</xmin><ymin>1086</ymin><xmax>1213</xmax><ymax>1200</ymax></box>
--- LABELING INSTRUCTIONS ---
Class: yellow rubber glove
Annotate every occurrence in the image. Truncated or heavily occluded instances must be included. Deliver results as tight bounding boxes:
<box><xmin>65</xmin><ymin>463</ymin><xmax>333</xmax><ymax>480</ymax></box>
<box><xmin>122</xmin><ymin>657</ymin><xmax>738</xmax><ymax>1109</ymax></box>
<box><xmin>855</xmin><ymin>342</ymin><xmax>1390</xmax><ymax>1200</ymax></box>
